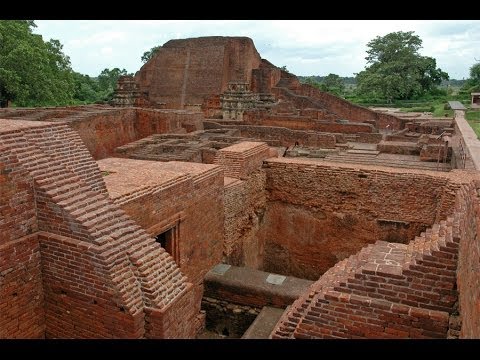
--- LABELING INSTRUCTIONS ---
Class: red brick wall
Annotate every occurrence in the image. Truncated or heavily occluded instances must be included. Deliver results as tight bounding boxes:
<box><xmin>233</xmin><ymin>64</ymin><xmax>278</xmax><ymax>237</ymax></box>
<box><xmin>112</xmin><ymin>166</ymin><xmax>225</xmax><ymax>319</ymax></box>
<box><xmin>223</xmin><ymin>171</ymin><xmax>267</xmax><ymax>267</ymax></box>
<box><xmin>69</xmin><ymin>109</ymin><xmax>202</xmax><ymax>160</ymax></box>
<box><xmin>260</xmin><ymin>158</ymin><xmax>456</xmax><ymax>279</ymax></box>
<box><xmin>0</xmin><ymin>234</ymin><xmax>45</xmax><ymax>338</ymax></box>
<box><xmin>271</xmin><ymin>202</ymin><xmax>468</xmax><ymax>339</ymax></box>
<box><xmin>236</xmin><ymin>125</ymin><xmax>336</xmax><ymax>148</ymax></box>
<box><xmin>214</xmin><ymin>142</ymin><xmax>271</xmax><ymax>180</ymax></box>
<box><xmin>39</xmin><ymin>232</ymin><xmax>145</xmax><ymax>338</ymax></box>
<box><xmin>136</xmin><ymin>37</ymin><xmax>261</xmax><ymax>109</ymax></box>
<box><xmin>243</xmin><ymin>112</ymin><xmax>375</xmax><ymax>134</ymax></box>
<box><xmin>0</xmin><ymin>121</ymin><xmax>199</xmax><ymax>338</ymax></box>
<box><xmin>456</xmin><ymin>183</ymin><xmax>480</xmax><ymax>338</ymax></box>
<box><xmin>0</xmin><ymin>131</ymin><xmax>45</xmax><ymax>338</ymax></box>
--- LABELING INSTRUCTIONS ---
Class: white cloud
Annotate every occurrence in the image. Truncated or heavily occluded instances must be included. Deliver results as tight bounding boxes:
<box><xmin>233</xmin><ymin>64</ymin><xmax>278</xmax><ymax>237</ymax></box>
<box><xmin>34</xmin><ymin>20</ymin><xmax>480</xmax><ymax>79</ymax></box>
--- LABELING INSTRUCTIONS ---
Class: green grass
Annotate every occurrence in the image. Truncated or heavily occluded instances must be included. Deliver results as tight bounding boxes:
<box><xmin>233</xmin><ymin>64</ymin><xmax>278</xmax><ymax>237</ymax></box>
<box><xmin>466</xmin><ymin>110</ymin><xmax>480</xmax><ymax>121</ymax></box>
<box><xmin>432</xmin><ymin>103</ymin><xmax>453</xmax><ymax>118</ymax></box>
<box><xmin>399</xmin><ymin>106</ymin><xmax>434</xmax><ymax>113</ymax></box>
<box><xmin>466</xmin><ymin>110</ymin><xmax>480</xmax><ymax>138</ymax></box>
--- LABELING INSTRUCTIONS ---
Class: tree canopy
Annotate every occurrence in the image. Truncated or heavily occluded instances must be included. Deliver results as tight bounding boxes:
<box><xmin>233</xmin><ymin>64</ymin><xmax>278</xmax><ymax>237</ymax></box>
<box><xmin>355</xmin><ymin>31</ymin><xmax>449</xmax><ymax>102</ymax></box>
<box><xmin>141</xmin><ymin>46</ymin><xmax>161</xmax><ymax>63</ymax></box>
<box><xmin>0</xmin><ymin>20</ymin><xmax>75</xmax><ymax>107</ymax></box>
<box><xmin>461</xmin><ymin>62</ymin><xmax>480</xmax><ymax>93</ymax></box>
<box><xmin>303</xmin><ymin>73</ymin><xmax>345</xmax><ymax>96</ymax></box>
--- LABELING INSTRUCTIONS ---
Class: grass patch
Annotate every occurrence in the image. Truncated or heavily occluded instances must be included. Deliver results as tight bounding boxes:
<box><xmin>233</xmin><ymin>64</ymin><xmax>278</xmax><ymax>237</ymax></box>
<box><xmin>432</xmin><ymin>103</ymin><xmax>453</xmax><ymax>118</ymax></box>
<box><xmin>399</xmin><ymin>106</ymin><xmax>434</xmax><ymax>113</ymax></box>
<box><xmin>466</xmin><ymin>110</ymin><xmax>480</xmax><ymax>121</ymax></box>
<box><xmin>466</xmin><ymin>110</ymin><xmax>480</xmax><ymax>138</ymax></box>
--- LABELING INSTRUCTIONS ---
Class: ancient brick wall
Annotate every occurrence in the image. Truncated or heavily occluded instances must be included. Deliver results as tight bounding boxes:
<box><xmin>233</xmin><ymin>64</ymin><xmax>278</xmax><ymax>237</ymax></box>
<box><xmin>450</xmin><ymin>111</ymin><xmax>478</xmax><ymax>170</ymax></box>
<box><xmin>69</xmin><ymin>109</ymin><xmax>201</xmax><ymax>160</ymax></box>
<box><xmin>0</xmin><ymin>233</ymin><xmax>44</xmax><ymax>338</ymax></box>
<box><xmin>243</xmin><ymin>112</ymin><xmax>375</xmax><ymax>134</ymax></box>
<box><xmin>236</xmin><ymin>125</ymin><xmax>336</xmax><ymax>148</ymax></box>
<box><xmin>218</xmin><ymin>142</ymin><xmax>271</xmax><ymax>267</ymax></box>
<box><xmin>260</xmin><ymin>158</ymin><xmax>458</xmax><ymax>280</ymax></box>
<box><xmin>377</xmin><ymin>140</ymin><xmax>420</xmax><ymax>155</ymax></box>
<box><xmin>297</xmin><ymin>84</ymin><xmax>405</xmax><ymax>130</ymax></box>
<box><xmin>456</xmin><ymin>183</ymin><xmax>480</xmax><ymax>338</ymax></box>
<box><xmin>214</xmin><ymin>141</ymin><xmax>271</xmax><ymax>180</ymax></box>
<box><xmin>0</xmin><ymin>120</ymin><xmax>198</xmax><ymax>338</ymax></box>
<box><xmin>271</xmin><ymin>183</ymin><xmax>474</xmax><ymax>339</ymax></box>
<box><xmin>135</xmin><ymin>37</ymin><xmax>261</xmax><ymax>109</ymax></box>
<box><xmin>101</xmin><ymin>159</ymin><xmax>225</xmax><ymax>320</ymax></box>
<box><xmin>223</xmin><ymin>172</ymin><xmax>267</xmax><ymax>267</ymax></box>
<box><xmin>0</xmin><ymin>126</ymin><xmax>45</xmax><ymax>338</ymax></box>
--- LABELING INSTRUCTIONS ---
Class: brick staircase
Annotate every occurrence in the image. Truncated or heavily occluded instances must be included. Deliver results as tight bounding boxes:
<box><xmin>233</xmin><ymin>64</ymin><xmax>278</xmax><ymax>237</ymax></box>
<box><xmin>0</xmin><ymin>122</ymin><xmax>193</xmax><ymax>336</ymax></box>
<box><xmin>271</xmin><ymin>194</ymin><xmax>465</xmax><ymax>338</ymax></box>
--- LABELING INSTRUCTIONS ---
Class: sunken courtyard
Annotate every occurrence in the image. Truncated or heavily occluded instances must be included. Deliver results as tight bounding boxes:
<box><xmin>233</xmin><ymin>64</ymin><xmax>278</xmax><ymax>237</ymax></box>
<box><xmin>1</xmin><ymin>36</ymin><xmax>479</xmax><ymax>339</ymax></box>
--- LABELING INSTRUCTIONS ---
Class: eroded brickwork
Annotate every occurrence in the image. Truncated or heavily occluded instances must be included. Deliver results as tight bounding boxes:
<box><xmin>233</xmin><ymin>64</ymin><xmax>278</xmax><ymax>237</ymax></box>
<box><xmin>456</xmin><ymin>183</ymin><xmax>480</xmax><ymax>338</ymax></box>
<box><xmin>260</xmin><ymin>158</ymin><xmax>463</xmax><ymax>280</ymax></box>
<box><xmin>97</xmin><ymin>158</ymin><xmax>224</xmax><ymax>318</ymax></box>
<box><xmin>0</xmin><ymin>120</ymin><xmax>198</xmax><ymax>338</ymax></box>
<box><xmin>271</xmin><ymin>184</ymin><xmax>473</xmax><ymax>338</ymax></box>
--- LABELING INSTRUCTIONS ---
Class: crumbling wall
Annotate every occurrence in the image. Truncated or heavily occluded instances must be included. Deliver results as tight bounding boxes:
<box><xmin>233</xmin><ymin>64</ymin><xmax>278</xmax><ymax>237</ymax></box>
<box><xmin>135</xmin><ymin>37</ymin><xmax>261</xmax><ymax>108</ymax></box>
<box><xmin>260</xmin><ymin>158</ymin><xmax>456</xmax><ymax>280</ymax></box>
<box><xmin>271</xmin><ymin>182</ymin><xmax>474</xmax><ymax>339</ymax></box>
<box><xmin>0</xmin><ymin>127</ymin><xmax>45</xmax><ymax>338</ymax></box>
<box><xmin>111</xmin><ymin>162</ymin><xmax>225</xmax><ymax>312</ymax></box>
<box><xmin>456</xmin><ymin>183</ymin><xmax>480</xmax><ymax>338</ymax></box>
<box><xmin>223</xmin><ymin>171</ymin><xmax>267</xmax><ymax>267</ymax></box>
<box><xmin>216</xmin><ymin>142</ymin><xmax>271</xmax><ymax>266</ymax></box>
<box><xmin>0</xmin><ymin>120</ymin><xmax>198</xmax><ymax>338</ymax></box>
<box><xmin>69</xmin><ymin>109</ymin><xmax>202</xmax><ymax>160</ymax></box>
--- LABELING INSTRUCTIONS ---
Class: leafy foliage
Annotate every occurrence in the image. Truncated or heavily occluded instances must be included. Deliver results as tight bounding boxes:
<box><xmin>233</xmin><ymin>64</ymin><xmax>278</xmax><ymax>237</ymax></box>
<box><xmin>97</xmin><ymin>68</ymin><xmax>129</xmax><ymax>101</ymax></box>
<box><xmin>355</xmin><ymin>31</ymin><xmax>449</xmax><ymax>102</ymax></box>
<box><xmin>460</xmin><ymin>62</ymin><xmax>480</xmax><ymax>94</ymax></box>
<box><xmin>141</xmin><ymin>46</ymin><xmax>161</xmax><ymax>63</ymax></box>
<box><xmin>301</xmin><ymin>73</ymin><xmax>345</xmax><ymax>96</ymax></box>
<box><xmin>0</xmin><ymin>20</ymin><xmax>75</xmax><ymax>107</ymax></box>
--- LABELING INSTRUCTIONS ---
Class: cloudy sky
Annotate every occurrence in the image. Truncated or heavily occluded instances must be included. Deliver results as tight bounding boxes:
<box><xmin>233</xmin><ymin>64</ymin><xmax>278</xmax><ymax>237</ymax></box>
<box><xmin>34</xmin><ymin>20</ymin><xmax>480</xmax><ymax>80</ymax></box>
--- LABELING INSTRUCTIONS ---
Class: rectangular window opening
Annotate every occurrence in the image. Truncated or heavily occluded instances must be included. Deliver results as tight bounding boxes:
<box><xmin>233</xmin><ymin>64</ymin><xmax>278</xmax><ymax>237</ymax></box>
<box><xmin>155</xmin><ymin>225</ymin><xmax>179</xmax><ymax>264</ymax></box>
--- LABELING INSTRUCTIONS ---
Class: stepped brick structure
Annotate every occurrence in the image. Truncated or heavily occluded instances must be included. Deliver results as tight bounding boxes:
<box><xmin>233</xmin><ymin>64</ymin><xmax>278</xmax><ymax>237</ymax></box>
<box><xmin>0</xmin><ymin>120</ymin><xmax>199</xmax><ymax>338</ymax></box>
<box><xmin>1</xmin><ymin>36</ymin><xmax>480</xmax><ymax>339</ymax></box>
<box><xmin>271</xmin><ymin>182</ymin><xmax>478</xmax><ymax>339</ymax></box>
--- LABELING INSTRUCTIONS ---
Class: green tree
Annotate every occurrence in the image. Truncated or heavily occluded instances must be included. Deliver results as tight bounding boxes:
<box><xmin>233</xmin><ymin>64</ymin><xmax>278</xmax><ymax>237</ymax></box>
<box><xmin>461</xmin><ymin>62</ymin><xmax>480</xmax><ymax>93</ymax></box>
<box><xmin>141</xmin><ymin>45</ymin><xmax>161</xmax><ymax>63</ymax></box>
<box><xmin>302</xmin><ymin>74</ymin><xmax>345</xmax><ymax>96</ymax></box>
<box><xmin>72</xmin><ymin>72</ymin><xmax>101</xmax><ymax>103</ymax></box>
<box><xmin>321</xmin><ymin>73</ymin><xmax>345</xmax><ymax>96</ymax></box>
<box><xmin>97</xmin><ymin>68</ymin><xmax>129</xmax><ymax>101</ymax></box>
<box><xmin>356</xmin><ymin>31</ymin><xmax>449</xmax><ymax>102</ymax></box>
<box><xmin>0</xmin><ymin>20</ymin><xmax>75</xmax><ymax>107</ymax></box>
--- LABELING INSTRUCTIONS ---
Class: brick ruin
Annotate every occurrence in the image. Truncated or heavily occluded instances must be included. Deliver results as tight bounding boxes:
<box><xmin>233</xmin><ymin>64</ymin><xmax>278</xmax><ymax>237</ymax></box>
<box><xmin>1</xmin><ymin>36</ymin><xmax>479</xmax><ymax>339</ymax></box>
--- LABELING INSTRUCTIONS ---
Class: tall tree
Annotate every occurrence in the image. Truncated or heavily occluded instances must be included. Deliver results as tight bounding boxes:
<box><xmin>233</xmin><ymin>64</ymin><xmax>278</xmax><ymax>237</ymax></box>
<box><xmin>141</xmin><ymin>45</ymin><xmax>161</xmax><ymax>63</ymax></box>
<box><xmin>461</xmin><ymin>62</ymin><xmax>480</xmax><ymax>93</ymax></box>
<box><xmin>0</xmin><ymin>20</ymin><xmax>75</xmax><ymax>107</ymax></box>
<box><xmin>97</xmin><ymin>68</ymin><xmax>129</xmax><ymax>101</ymax></box>
<box><xmin>356</xmin><ymin>31</ymin><xmax>448</xmax><ymax>102</ymax></box>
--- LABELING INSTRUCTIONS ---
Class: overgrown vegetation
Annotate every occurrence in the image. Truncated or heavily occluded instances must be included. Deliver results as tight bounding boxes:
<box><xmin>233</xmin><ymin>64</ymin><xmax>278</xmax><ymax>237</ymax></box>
<box><xmin>0</xmin><ymin>20</ymin><xmax>131</xmax><ymax>107</ymax></box>
<box><xmin>466</xmin><ymin>110</ymin><xmax>480</xmax><ymax>138</ymax></box>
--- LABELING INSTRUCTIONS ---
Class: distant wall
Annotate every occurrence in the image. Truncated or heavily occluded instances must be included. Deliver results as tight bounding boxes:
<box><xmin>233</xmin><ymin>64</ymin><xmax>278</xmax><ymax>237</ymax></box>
<box><xmin>136</xmin><ymin>37</ymin><xmax>261</xmax><ymax>108</ymax></box>
<box><xmin>69</xmin><ymin>109</ymin><xmax>202</xmax><ymax>160</ymax></box>
<box><xmin>259</xmin><ymin>158</ymin><xmax>458</xmax><ymax>280</ymax></box>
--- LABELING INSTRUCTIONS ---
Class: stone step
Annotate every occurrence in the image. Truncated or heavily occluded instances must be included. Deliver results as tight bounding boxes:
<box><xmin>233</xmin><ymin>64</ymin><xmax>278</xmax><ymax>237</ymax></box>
<box><xmin>242</xmin><ymin>306</ymin><xmax>287</xmax><ymax>339</ymax></box>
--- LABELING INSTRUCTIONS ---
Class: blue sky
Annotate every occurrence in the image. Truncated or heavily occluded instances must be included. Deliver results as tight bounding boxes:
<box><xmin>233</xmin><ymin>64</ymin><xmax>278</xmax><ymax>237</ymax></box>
<box><xmin>34</xmin><ymin>20</ymin><xmax>480</xmax><ymax>80</ymax></box>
